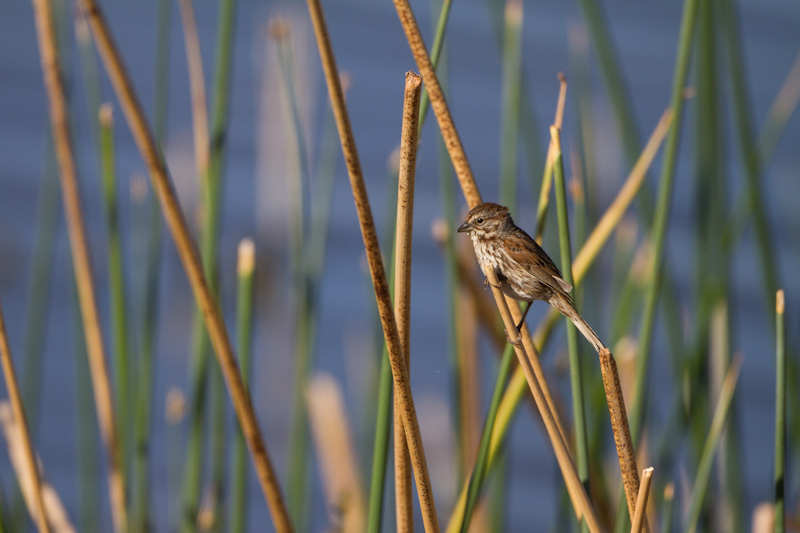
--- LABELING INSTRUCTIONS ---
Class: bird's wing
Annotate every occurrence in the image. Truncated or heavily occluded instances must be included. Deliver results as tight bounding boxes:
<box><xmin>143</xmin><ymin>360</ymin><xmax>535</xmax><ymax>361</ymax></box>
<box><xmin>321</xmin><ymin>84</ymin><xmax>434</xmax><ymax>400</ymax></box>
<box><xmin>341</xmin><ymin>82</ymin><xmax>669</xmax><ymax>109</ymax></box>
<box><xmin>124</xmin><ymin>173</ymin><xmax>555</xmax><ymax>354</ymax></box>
<box><xmin>505</xmin><ymin>230</ymin><xmax>572</xmax><ymax>294</ymax></box>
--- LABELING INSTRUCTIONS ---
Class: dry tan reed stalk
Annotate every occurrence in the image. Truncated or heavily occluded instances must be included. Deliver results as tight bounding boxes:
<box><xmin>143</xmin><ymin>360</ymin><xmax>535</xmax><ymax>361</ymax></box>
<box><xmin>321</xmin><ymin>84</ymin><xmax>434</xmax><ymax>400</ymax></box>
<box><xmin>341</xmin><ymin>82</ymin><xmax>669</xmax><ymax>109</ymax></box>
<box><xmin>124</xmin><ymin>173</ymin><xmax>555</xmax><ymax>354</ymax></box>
<box><xmin>600</xmin><ymin>346</ymin><xmax>646</xmax><ymax>529</ymax></box>
<box><xmin>31</xmin><ymin>1</ymin><xmax>128</xmax><ymax>529</ymax></box>
<box><xmin>0</xmin><ymin>304</ymin><xmax>48</xmax><ymax>533</ymax></box>
<box><xmin>393</xmin><ymin>71</ymin><xmax>422</xmax><ymax>533</ymax></box>
<box><xmin>305</xmin><ymin>1</ymin><xmax>439</xmax><ymax>530</ymax></box>
<box><xmin>456</xmin><ymin>287</ymin><xmax>481</xmax><ymax>474</ymax></box>
<box><xmin>390</xmin><ymin>0</ymin><xmax>481</xmax><ymax>208</ymax></box>
<box><xmin>0</xmin><ymin>403</ymin><xmax>75</xmax><ymax>533</ymax></box>
<box><xmin>177</xmin><ymin>0</ymin><xmax>210</xmax><ymax>180</ymax></box>
<box><xmin>74</xmin><ymin>1</ymin><xmax>292</xmax><ymax>530</ymax></box>
<box><xmin>306</xmin><ymin>374</ymin><xmax>366</xmax><ymax>532</ymax></box>
<box><xmin>535</xmin><ymin>73</ymin><xmax>568</xmax><ymax>241</ymax></box>
<box><xmin>630</xmin><ymin>467</ymin><xmax>654</xmax><ymax>533</ymax></box>
<box><xmin>484</xmin><ymin>267</ymin><xmax>600</xmax><ymax>532</ymax></box>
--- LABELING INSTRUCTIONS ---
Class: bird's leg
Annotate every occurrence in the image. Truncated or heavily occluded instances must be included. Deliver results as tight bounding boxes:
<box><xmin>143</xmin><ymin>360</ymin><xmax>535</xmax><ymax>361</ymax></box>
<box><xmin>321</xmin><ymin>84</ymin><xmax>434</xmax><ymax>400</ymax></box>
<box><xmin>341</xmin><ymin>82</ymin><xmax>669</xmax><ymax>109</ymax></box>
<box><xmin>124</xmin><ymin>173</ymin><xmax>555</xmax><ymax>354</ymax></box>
<box><xmin>515</xmin><ymin>301</ymin><xmax>532</xmax><ymax>333</ymax></box>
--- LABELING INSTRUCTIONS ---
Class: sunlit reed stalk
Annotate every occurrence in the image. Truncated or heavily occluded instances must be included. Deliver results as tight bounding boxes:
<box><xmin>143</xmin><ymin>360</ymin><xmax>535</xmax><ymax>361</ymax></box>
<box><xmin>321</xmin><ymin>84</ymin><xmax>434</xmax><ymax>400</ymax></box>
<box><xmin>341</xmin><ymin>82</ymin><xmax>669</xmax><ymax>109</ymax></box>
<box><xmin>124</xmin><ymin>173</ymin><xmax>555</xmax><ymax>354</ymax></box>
<box><xmin>99</xmin><ymin>104</ymin><xmax>134</xmax><ymax>496</ymax></box>
<box><xmin>305</xmin><ymin>0</ymin><xmax>439</xmax><ymax>529</ymax></box>
<box><xmin>75</xmin><ymin>1</ymin><xmax>292</xmax><ymax>530</ymax></box>
<box><xmin>230</xmin><ymin>240</ymin><xmax>256</xmax><ymax>533</ymax></box>
<box><xmin>417</xmin><ymin>0</ymin><xmax>452</xmax><ymax>134</ymax></box>
<box><xmin>392</xmin><ymin>71</ymin><xmax>422</xmax><ymax>533</ymax></box>
<box><xmin>599</xmin><ymin>349</ymin><xmax>645</xmax><ymax>528</ymax></box>
<box><xmin>0</xmin><ymin>404</ymin><xmax>74</xmax><ymax>532</ymax></box>
<box><xmin>483</xmin><ymin>267</ymin><xmax>600</xmax><ymax>532</ymax></box>
<box><xmin>499</xmin><ymin>0</ymin><xmax>522</xmax><ymax>212</ymax></box>
<box><xmin>133</xmin><ymin>1</ymin><xmax>171</xmax><ymax>528</ymax></box>
<box><xmin>536</xmin><ymin>74</ymin><xmax>567</xmax><ymax>242</ymax></box>
<box><xmin>550</xmin><ymin>125</ymin><xmax>592</xmax><ymax>520</ymax></box>
<box><xmin>685</xmin><ymin>357</ymin><xmax>742</xmax><ymax>533</ymax></box>
<box><xmin>0</xmin><ymin>302</ymin><xmax>48</xmax><ymax>533</ymax></box>
<box><xmin>30</xmin><ymin>0</ymin><xmax>128</xmax><ymax>528</ymax></box>
<box><xmin>446</xmin><ymin>110</ymin><xmax>671</xmax><ymax>530</ymax></box>
<box><xmin>307</xmin><ymin>375</ymin><xmax>366</xmax><ymax>531</ymax></box>
<box><xmin>390</xmin><ymin>0</ymin><xmax>480</xmax><ymax>207</ymax></box>
<box><xmin>631</xmin><ymin>467</ymin><xmax>653</xmax><ymax>533</ymax></box>
<box><xmin>774</xmin><ymin>290</ymin><xmax>786</xmax><ymax>533</ymax></box>
<box><xmin>460</xmin><ymin>343</ymin><xmax>514</xmax><ymax>533</ymax></box>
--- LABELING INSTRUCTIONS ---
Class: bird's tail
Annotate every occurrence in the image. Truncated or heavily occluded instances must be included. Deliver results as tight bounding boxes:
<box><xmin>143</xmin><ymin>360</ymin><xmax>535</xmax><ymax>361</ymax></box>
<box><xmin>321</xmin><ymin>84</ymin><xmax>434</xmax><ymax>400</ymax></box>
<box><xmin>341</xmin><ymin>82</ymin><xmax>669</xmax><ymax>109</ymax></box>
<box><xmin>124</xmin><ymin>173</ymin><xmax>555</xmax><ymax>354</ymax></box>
<box><xmin>552</xmin><ymin>294</ymin><xmax>606</xmax><ymax>353</ymax></box>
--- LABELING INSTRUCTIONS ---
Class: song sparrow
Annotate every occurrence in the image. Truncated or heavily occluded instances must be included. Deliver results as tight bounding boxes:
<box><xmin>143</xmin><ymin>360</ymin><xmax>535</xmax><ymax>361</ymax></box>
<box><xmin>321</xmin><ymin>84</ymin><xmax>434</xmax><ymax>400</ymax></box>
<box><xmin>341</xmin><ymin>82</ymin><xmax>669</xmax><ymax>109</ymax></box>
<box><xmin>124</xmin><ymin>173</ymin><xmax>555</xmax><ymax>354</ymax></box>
<box><xmin>457</xmin><ymin>202</ymin><xmax>605</xmax><ymax>353</ymax></box>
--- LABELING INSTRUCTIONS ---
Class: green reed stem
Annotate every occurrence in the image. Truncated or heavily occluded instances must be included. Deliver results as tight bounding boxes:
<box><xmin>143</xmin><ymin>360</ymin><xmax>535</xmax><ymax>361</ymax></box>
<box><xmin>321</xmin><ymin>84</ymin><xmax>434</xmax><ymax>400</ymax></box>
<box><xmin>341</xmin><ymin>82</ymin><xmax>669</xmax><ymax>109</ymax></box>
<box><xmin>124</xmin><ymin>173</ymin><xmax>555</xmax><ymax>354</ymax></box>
<box><xmin>72</xmin><ymin>275</ymin><xmax>100</xmax><ymax>533</ymax></box>
<box><xmin>577</xmin><ymin>0</ymin><xmax>686</xmax><ymax>365</ymax></box>
<box><xmin>685</xmin><ymin>358</ymin><xmax>742</xmax><ymax>533</ymax></box>
<box><xmin>133</xmin><ymin>2</ymin><xmax>170</xmax><ymax>529</ymax></box>
<box><xmin>181</xmin><ymin>0</ymin><xmax>237</xmax><ymax>528</ymax></box>
<box><xmin>460</xmin><ymin>342</ymin><xmax>514</xmax><ymax>532</ymax></box>
<box><xmin>628</xmin><ymin>0</ymin><xmax>699</xmax><ymax>447</ymax></box>
<box><xmin>366</xmin><ymin>240</ymin><xmax>397</xmax><ymax>533</ymax></box>
<box><xmin>99</xmin><ymin>106</ymin><xmax>133</xmax><ymax>497</ymax></box>
<box><xmin>774</xmin><ymin>291</ymin><xmax>786</xmax><ymax>533</ymax></box>
<box><xmin>366</xmin><ymin>345</ymin><xmax>393</xmax><ymax>533</ymax></box>
<box><xmin>617</xmin><ymin>1</ymin><xmax>699</xmax><ymax>530</ymax></box>
<box><xmin>275</xmin><ymin>30</ymin><xmax>316</xmax><ymax>531</ymax></box>
<box><xmin>230</xmin><ymin>242</ymin><xmax>256</xmax><ymax>533</ymax></box>
<box><xmin>21</xmin><ymin>138</ymin><xmax>59</xmax><ymax>439</ymax></box>
<box><xmin>417</xmin><ymin>0</ymin><xmax>452</xmax><ymax>134</ymax></box>
<box><xmin>718</xmin><ymin>0</ymin><xmax>779</xmax><ymax>310</ymax></box>
<box><xmin>551</xmin><ymin>127</ymin><xmax>590</xmax><ymax>510</ymax></box>
<box><xmin>499</xmin><ymin>0</ymin><xmax>522</xmax><ymax>213</ymax></box>
<box><xmin>660</xmin><ymin>484</ymin><xmax>675</xmax><ymax>533</ymax></box>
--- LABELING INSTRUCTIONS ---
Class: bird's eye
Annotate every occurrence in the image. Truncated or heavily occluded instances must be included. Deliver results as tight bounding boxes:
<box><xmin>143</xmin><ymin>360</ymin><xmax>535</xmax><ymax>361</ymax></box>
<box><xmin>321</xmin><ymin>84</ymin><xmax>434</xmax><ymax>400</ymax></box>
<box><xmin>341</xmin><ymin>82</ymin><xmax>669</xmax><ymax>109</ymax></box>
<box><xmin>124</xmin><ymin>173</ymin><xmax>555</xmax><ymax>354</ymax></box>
<box><xmin>477</xmin><ymin>217</ymin><xmax>484</xmax><ymax>224</ymax></box>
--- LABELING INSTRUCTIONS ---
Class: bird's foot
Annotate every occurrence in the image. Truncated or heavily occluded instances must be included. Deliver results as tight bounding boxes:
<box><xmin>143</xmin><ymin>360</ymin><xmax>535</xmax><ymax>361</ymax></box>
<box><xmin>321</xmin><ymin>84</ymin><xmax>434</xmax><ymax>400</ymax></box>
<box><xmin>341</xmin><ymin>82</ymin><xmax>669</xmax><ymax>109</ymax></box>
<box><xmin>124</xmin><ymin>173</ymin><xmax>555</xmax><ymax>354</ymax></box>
<box><xmin>484</xmin><ymin>278</ymin><xmax>502</xmax><ymax>290</ymax></box>
<box><xmin>504</xmin><ymin>328</ymin><xmax>523</xmax><ymax>347</ymax></box>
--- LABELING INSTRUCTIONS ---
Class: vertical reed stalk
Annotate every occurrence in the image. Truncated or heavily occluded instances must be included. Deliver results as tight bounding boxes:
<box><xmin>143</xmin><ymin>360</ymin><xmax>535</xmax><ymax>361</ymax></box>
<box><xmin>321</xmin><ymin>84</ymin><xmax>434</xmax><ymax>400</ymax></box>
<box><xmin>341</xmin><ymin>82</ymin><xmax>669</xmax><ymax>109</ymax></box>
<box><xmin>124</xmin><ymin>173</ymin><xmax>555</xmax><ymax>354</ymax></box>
<box><xmin>99</xmin><ymin>105</ymin><xmax>133</xmax><ymax>498</ymax></box>
<box><xmin>483</xmin><ymin>267</ymin><xmax>600</xmax><ymax>532</ymax></box>
<box><xmin>416</xmin><ymin>0</ymin><xmax>452</xmax><ymax>133</ymax></box>
<box><xmin>0</xmin><ymin>302</ymin><xmax>48</xmax><ymax>532</ymax></box>
<box><xmin>630</xmin><ymin>467</ymin><xmax>653</xmax><ymax>533</ymax></box>
<box><xmin>30</xmin><ymin>0</ymin><xmax>128</xmax><ymax>528</ymax></box>
<box><xmin>305</xmin><ymin>0</ymin><xmax>438</xmax><ymax>528</ymax></box>
<box><xmin>628</xmin><ymin>0</ymin><xmax>700</xmax><ymax>446</ymax></box>
<box><xmin>133</xmin><ymin>1</ymin><xmax>170</xmax><ymax>528</ymax></box>
<box><xmin>550</xmin><ymin>126</ymin><xmax>591</xmax><ymax>512</ymax></box>
<box><xmin>230</xmin><ymin>240</ymin><xmax>256</xmax><ymax>533</ymax></box>
<box><xmin>459</xmin><ymin>343</ymin><xmax>514</xmax><ymax>532</ymax></box>
<box><xmin>536</xmin><ymin>75</ymin><xmax>567</xmax><ymax>242</ymax></box>
<box><xmin>685</xmin><ymin>357</ymin><xmax>742</xmax><ymax>533</ymax></box>
<box><xmin>499</xmin><ymin>0</ymin><xmax>522</xmax><ymax>212</ymax></box>
<box><xmin>75</xmin><ymin>1</ymin><xmax>292</xmax><ymax>529</ymax></box>
<box><xmin>600</xmin><ymin>350</ymin><xmax>645</xmax><ymax>529</ymax></box>
<box><xmin>393</xmin><ymin>71</ymin><xmax>422</xmax><ymax>533</ymax></box>
<box><xmin>774</xmin><ymin>290</ymin><xmax>786</xmax><ymax>533</ymax></box>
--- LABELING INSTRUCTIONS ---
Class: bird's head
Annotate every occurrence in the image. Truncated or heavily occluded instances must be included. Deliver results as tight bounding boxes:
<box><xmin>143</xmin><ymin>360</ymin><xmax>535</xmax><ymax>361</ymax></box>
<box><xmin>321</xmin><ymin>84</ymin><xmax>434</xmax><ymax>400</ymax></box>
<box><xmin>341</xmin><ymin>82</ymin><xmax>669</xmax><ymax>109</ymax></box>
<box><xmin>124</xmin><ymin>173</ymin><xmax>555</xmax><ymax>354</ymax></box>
<box><xmin>457</xmin><ymin>202</ymin><xmax>511</xmax><ymax>237</ymax></box>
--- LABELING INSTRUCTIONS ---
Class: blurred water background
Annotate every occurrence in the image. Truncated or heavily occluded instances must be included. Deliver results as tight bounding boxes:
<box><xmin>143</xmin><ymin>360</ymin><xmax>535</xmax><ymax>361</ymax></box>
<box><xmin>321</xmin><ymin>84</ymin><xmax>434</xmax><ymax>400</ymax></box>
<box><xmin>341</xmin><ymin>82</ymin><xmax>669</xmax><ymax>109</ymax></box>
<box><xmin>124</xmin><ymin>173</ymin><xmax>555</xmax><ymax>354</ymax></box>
<box><xmin>1</xmin><ymin>0</ymin><xmax>799</xmax><ymax>530</ymax></box>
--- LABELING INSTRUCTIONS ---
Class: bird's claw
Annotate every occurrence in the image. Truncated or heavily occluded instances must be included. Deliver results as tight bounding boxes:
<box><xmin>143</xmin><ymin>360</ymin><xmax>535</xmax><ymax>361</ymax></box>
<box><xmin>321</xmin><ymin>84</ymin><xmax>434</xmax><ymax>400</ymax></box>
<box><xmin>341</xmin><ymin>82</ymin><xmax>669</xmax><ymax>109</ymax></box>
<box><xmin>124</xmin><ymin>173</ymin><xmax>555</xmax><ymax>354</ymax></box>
<box><xmin>505</xmin><ymin>328</ymin><xmax>523</xmax><ymax>347</ymax></box>
<box><xmin>483</xmin><ymin>278</ymin><xmax>501</xmax><ymax>290</ymax></box>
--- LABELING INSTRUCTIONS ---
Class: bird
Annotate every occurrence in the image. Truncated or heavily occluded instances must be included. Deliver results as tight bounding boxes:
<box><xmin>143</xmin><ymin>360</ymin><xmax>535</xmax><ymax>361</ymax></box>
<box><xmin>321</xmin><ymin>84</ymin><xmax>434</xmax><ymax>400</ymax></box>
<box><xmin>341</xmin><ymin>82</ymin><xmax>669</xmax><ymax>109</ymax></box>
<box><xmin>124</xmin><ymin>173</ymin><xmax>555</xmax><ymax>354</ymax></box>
<box><xmin>457</xmin><ymin>201</ymin><xmax>605</xmax><ymax>353</ymax></box>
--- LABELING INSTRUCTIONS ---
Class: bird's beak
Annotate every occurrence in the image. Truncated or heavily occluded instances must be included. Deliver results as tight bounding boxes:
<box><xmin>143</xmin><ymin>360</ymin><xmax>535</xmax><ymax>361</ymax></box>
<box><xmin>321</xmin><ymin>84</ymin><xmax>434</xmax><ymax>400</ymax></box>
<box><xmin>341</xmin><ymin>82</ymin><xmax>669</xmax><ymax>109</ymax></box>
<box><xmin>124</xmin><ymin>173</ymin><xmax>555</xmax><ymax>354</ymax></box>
<box><xmin>457</xmin><ymin>221</ymin><xmax>472</xmax><ymax>233</ymax></box>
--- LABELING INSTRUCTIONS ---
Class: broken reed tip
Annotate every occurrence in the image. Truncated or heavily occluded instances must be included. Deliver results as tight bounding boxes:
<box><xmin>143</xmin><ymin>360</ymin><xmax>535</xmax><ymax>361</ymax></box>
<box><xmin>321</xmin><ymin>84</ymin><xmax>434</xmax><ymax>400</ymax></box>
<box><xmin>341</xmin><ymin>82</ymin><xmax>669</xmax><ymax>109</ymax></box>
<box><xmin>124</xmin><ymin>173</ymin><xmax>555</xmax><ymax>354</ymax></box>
<box><xmin>776</xmin><ymin>289</ymin><xmax>785</xmax><ymax>314</ymax></box>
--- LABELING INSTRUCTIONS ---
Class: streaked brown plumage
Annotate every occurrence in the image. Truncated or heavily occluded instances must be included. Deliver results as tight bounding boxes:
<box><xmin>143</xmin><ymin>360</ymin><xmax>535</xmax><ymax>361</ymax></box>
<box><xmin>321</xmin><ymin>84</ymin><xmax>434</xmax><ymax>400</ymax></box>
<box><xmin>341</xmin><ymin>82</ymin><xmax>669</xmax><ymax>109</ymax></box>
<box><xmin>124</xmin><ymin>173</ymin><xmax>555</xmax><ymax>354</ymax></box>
<box><xmin>458</xmin><ymin>202</ymin><xmax>605</xmax><ymax>352</ymax></box>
